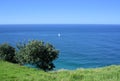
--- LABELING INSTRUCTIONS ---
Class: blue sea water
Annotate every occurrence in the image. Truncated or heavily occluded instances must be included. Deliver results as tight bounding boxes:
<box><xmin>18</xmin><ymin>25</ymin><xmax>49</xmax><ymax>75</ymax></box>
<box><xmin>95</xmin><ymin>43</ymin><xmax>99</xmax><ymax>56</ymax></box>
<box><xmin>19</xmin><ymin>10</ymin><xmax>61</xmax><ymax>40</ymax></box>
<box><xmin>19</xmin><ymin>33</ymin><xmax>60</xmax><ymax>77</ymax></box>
<box><xmin>0</xmin><ymin>24</ymin><xmax>120</xmax><ymax>70</ymax></box>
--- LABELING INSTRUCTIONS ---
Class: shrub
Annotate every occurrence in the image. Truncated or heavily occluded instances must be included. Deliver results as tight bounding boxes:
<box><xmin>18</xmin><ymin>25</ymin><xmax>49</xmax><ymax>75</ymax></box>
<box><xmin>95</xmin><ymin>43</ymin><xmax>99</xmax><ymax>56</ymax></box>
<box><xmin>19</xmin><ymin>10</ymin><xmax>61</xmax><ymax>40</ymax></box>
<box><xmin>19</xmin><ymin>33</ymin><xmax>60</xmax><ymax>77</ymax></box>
<box><xmin>16</xmin><ymin>40</ymin><xmax>59</xmax><ymax>71</ymax></box>
<box><xmin>0</xmin><ymin>43</ymin><xmax>16</xmax><ymax>63</ymax></box>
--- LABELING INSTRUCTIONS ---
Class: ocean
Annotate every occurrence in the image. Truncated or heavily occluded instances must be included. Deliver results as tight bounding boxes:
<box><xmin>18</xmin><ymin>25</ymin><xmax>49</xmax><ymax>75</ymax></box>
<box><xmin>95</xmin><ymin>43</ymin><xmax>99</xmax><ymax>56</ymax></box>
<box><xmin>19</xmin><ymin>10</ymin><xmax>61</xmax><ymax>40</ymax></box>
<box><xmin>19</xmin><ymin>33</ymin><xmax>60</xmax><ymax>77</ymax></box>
<box><xmin>0</xmin><ymin>24</ymin><xmax>120</xmax><ymax>70</ymax></box>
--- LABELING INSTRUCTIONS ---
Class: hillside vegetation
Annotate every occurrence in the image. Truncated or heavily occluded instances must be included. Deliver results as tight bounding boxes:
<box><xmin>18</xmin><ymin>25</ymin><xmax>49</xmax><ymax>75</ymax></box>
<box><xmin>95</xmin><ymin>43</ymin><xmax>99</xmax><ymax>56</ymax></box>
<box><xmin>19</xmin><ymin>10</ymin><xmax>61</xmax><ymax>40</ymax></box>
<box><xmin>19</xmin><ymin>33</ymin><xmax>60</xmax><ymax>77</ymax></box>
<box><xmin>0</xmin><ymin>61</ymin><xmax>120</xmax><ymax>81</ymax></box>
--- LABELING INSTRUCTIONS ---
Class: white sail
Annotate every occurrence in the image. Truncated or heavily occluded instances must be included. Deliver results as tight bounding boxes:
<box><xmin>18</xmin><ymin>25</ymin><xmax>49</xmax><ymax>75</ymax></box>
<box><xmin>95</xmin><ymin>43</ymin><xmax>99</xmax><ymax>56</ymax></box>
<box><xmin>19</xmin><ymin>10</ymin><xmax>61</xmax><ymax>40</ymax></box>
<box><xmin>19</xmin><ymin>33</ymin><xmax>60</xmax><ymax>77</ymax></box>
<box><xmin>58</xmin><ymin>33</ymin><xmax>61</xmax><ymax>37</ymax></box>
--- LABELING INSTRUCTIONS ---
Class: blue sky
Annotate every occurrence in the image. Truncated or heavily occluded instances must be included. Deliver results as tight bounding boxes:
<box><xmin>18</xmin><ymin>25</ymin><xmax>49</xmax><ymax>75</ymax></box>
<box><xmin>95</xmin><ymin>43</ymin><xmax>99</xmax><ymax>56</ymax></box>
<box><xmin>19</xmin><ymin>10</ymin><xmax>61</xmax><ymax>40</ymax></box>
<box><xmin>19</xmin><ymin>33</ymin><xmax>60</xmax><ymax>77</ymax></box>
<box><xmin>0</xmin><ymin>0</ymin><xmax>120</xmax><ymax>24</ymax></box>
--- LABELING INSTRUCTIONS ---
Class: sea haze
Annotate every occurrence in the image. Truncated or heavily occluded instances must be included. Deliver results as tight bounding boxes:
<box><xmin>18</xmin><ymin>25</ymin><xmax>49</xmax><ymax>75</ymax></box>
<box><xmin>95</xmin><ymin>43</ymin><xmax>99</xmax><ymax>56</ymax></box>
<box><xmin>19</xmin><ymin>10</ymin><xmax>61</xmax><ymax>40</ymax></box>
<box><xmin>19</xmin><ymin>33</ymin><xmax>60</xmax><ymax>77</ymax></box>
<box><xmin>0</xmin><ymin>24</ymin><xmax>120</xmax><ymax>70</ymax></box>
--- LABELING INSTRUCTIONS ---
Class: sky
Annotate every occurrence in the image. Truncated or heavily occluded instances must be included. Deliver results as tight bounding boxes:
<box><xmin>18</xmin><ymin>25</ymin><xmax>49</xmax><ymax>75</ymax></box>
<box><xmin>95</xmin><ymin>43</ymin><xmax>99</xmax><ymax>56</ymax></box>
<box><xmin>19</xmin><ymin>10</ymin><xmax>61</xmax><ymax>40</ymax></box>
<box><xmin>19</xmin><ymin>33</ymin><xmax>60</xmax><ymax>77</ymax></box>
<box><xmin>0</xmin><ymin>0</ymin><xmax>120</xmax><ymax>24</ymax></box>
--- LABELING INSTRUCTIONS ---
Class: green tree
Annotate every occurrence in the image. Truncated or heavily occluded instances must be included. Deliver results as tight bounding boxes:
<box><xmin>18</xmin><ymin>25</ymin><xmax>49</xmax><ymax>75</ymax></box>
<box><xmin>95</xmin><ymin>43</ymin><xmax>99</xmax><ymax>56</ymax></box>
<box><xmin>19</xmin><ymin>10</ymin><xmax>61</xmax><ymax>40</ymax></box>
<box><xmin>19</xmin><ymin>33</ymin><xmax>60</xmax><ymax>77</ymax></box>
<box><xmin>16</xmin><ymin>40</ymin><xmax>59</xmax><ymax>71</ymax></box>
<box><xmin>0</xmin><ymin>43</ymin><xmax>16</xmax><ymax>63</ymax></box>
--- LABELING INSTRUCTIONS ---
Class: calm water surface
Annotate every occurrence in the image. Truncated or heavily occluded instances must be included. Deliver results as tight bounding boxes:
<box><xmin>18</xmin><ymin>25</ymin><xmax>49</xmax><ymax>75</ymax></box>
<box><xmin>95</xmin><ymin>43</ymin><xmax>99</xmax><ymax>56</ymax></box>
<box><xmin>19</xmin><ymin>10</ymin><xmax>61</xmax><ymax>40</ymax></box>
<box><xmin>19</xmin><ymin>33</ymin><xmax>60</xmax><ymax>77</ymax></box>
<box><xmin>0</xmin><ymin>24</ymin><xmax>120</xmax><ymax>69</ymax></box>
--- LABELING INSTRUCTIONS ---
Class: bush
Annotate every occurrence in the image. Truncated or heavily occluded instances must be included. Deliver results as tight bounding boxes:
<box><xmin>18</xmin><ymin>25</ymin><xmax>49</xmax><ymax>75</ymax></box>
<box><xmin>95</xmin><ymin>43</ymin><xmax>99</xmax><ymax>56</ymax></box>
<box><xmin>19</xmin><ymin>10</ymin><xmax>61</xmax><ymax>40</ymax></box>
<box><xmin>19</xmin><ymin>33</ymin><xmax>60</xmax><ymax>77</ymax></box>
<box><xmin>16</xmin><ymin>40</ymin><xmax>59</xmax><ymax>71</ymax></box>
<box><xmin>0</xmin><ymin>43</ymin><xmax>16</xmax><ymax>63</ymax></box>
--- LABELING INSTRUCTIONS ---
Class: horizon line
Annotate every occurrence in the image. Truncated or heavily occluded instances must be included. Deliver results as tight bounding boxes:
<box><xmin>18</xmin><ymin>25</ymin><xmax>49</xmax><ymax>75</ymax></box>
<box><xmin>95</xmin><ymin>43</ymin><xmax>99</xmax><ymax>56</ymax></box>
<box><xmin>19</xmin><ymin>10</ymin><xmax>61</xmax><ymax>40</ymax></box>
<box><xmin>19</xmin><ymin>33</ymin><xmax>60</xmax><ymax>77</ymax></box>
<box><xmin>0</xmin><ymin>24</ymin><xmax>120</xmax><ymax>25</ymax></box>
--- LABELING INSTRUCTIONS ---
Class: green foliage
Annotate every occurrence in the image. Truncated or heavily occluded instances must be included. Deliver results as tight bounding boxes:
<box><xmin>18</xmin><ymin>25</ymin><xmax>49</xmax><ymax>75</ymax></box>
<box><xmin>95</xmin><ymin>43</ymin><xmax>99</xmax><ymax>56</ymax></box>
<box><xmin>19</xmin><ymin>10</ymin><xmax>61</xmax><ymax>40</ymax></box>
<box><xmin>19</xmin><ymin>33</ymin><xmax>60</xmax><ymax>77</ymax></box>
<box><xmin>0</xmin><ymin>61</ymin><xmax>120</xmax><ymax>81</ymax></box>
<box><xmin>16</xmin><ymin>40</ymin><xmax>59</xmax><ymax>71</ymax></box>
<box><xmin>0</xmin><ymin>40</ymin><xmax>59</xmax><ymax>71</ymax></box>
<box><xmin>0</xmin><ymin>43</ymin><xmax>16</xmax><ymax>63</ymax></box>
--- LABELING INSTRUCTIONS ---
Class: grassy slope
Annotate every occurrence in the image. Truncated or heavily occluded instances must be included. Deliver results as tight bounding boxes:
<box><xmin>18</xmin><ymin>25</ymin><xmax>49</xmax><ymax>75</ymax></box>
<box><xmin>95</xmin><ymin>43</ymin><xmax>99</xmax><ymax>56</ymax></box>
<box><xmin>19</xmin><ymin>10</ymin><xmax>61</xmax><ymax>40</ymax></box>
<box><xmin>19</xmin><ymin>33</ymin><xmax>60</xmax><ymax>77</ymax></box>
<box><xmin>0</xmin><ymin>61</ymin><xmax>120</xmax><ymax>81</ymax></box>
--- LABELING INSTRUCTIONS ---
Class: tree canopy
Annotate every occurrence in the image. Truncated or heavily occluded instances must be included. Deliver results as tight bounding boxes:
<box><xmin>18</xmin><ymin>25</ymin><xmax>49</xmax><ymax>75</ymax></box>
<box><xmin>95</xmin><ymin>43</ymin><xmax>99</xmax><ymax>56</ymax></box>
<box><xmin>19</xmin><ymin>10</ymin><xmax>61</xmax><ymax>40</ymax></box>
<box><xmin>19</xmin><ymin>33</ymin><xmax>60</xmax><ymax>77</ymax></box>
<box><xmin>0</xmin><ymin>43</ymin><xmax>16</xmax><ymax>63</ymax></box>
<box><xmin>0</xmin><ymin>40</ymin><xmax>59</xmax><ymax>71</ymax></box>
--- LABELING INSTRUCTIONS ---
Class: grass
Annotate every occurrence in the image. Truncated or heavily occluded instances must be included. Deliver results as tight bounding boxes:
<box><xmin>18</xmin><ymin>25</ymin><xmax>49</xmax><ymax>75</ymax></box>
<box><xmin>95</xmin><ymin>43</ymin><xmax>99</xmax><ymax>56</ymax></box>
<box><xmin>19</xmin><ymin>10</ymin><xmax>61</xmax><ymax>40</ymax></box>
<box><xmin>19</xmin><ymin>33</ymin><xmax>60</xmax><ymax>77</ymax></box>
<box><xmin>0</xmin><ymin>60</ymin><xmax>120</xmax><ymax>81</ymax></box>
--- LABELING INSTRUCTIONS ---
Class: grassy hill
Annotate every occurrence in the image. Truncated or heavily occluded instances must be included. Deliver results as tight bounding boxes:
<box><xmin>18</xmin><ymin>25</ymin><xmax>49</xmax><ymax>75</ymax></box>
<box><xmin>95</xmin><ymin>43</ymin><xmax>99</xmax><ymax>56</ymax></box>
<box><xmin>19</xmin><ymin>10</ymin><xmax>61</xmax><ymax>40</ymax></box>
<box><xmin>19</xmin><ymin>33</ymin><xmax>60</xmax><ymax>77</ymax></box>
<box><xmin>0</xmin><ymin>60</ymin><xmax>120</xmax><ymax>81</ymax></box>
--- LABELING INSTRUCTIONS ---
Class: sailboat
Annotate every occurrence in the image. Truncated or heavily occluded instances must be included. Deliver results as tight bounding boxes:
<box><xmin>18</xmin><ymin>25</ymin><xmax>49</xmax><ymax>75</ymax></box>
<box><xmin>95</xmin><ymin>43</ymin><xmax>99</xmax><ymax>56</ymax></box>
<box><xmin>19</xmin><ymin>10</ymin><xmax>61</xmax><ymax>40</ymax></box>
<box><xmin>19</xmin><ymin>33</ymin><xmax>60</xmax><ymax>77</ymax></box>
<box><xmin>58</xmin><ymin>33</ymin><xmax>61</xmax><ymax>37</ymax></box>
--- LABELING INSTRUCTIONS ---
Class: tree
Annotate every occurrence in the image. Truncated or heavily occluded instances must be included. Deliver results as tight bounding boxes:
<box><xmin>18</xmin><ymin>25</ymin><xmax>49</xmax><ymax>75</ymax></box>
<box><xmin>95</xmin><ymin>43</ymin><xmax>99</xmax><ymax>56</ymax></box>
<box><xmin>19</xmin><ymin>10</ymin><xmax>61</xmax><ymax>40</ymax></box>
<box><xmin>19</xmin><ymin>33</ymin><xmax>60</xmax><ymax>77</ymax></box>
<box><xmin>0</xmin><ymin>43</ymin><xmax>16</xmax><ymax>63</ymax></box>
<box><xmin>16</xmin><ymin>40</ymin><xmax>59</xmax><ymax>71</ymax></box>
